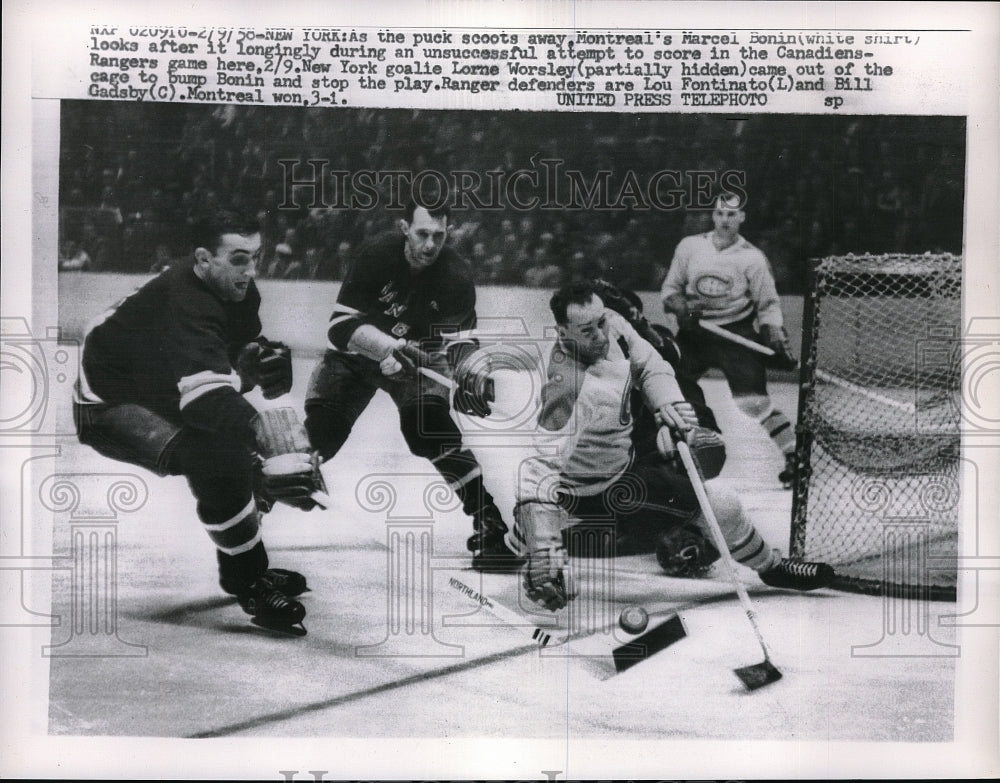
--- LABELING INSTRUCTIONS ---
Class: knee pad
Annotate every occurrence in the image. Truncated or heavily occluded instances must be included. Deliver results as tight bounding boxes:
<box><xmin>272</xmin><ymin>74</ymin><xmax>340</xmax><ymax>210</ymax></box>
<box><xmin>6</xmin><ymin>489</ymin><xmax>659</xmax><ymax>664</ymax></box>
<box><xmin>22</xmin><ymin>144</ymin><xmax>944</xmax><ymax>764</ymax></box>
<box><xmin>399</xmin><ymin>399</ymin><xmax>460</xmax><ymax>460</ymax></box>
<box><xmin>304</xmin><ymin>402</ymin><xmax>354</xmax><ymax>462</ymax></box>
<box><xmin>734</xmin><ymin>394</ymin><xmax>773</xmax><ymax>421</ymax></box>
<box><xmin>697</xmin><ymin>482</ymin><xmax>747</xmax><ymax>538</ymax></box>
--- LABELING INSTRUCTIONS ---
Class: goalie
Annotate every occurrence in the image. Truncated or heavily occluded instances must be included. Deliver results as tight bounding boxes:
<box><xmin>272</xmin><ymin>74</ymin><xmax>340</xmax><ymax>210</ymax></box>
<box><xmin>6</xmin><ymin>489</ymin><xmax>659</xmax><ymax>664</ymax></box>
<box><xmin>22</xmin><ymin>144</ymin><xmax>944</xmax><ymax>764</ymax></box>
<box><xmin>511</xmin><ymin>280</ymin><xmax>834</xmax><ymax>612</ymax></box>
<box><xmin>73</xmin><ymin>211</ymin><xmax>325</xmax><ymax>636</ymax></box>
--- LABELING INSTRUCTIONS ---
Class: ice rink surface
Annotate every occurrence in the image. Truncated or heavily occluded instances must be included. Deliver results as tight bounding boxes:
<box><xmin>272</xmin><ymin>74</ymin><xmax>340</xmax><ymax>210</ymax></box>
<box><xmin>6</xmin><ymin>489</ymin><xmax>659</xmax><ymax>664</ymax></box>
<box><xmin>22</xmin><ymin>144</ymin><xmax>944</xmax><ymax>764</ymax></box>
<box><xmin>46</xmin><ymin>352</ymin><xmax>958</xmax><ymax>742</ymax></box>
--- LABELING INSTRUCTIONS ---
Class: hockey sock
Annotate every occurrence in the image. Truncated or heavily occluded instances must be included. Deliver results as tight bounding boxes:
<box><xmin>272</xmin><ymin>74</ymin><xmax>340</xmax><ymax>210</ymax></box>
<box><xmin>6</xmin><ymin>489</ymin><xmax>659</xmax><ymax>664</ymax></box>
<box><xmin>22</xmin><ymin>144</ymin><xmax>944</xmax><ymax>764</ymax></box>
<box><xmin>697</xmin><ymin>484</ymin><xmax>781</xmax><ymax>572</ymax></box>
<box><xmin>735</xmin><ymin>395</ymin><xmax>795</xmax><ymax>455</ymax></box>
<box><xmin>217</xmin><ymin>537</ymin><xmax>269</xmax><ymax>584</ymax></box>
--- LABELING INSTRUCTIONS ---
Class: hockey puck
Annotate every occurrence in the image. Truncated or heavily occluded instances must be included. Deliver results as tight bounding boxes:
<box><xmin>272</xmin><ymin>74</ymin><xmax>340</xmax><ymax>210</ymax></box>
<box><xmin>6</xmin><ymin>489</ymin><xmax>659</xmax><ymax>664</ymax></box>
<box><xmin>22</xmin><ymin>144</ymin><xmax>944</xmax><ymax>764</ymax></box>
<box><xmin>618</xmin><ymin>605</ymin><xmax>649</xmax><ymax>634</ymax></box>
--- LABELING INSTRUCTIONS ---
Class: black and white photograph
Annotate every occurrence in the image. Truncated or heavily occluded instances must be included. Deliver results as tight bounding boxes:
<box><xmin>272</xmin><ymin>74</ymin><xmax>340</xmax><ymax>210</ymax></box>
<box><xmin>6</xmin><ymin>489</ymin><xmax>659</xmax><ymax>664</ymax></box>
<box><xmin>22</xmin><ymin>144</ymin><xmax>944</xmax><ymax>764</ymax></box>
<box><xmin>2</xmin><ymin>1</ymin><xmax>998</xmax><ymax>779</ymax></box>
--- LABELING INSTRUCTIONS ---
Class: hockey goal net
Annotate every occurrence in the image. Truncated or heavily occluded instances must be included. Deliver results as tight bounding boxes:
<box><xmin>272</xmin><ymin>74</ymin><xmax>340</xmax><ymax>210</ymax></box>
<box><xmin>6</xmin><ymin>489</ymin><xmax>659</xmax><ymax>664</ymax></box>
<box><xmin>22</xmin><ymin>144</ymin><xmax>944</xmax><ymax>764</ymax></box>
<box><xmin>790</xmin><ymin>253</ymin><xmax>961</xmax><ymax>600</ymax></box>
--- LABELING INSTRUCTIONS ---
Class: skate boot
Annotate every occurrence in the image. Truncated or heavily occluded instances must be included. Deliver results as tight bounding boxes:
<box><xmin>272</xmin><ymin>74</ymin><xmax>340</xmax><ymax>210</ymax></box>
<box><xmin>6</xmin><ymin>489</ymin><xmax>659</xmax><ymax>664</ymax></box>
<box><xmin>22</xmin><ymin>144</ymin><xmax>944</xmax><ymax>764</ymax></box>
<box><xmin>759</xmin><ymin>558</ymin><xmax>835</xmax><ymax>591</ymax></box>
<box><xmin>232</xmin><ymin>572</ymin><xmax>307</xmax><ymax>636</ymax></box>
<box><xmin>778</xmin><ymin>453</ymin><xmax>797</xmax><ymax>489</ymax></box>
<box><xmin>467</xmin><ymin>504</ymin><xmax>525</xmax><ymax>573</ymax></box>
<box><xmin>221</xmin><ymin>567</ymin><xmax>308</xmax><ymax>598</ymax></box>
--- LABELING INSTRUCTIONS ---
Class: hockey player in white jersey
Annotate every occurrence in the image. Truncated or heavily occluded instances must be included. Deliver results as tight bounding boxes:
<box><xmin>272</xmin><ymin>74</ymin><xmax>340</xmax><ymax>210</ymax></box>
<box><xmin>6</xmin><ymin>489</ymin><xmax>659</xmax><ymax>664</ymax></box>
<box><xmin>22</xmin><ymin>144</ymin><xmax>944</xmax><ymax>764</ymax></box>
<box><xmin>510</xmin><ymin>280</ymin><xmax>833</xmax><ymax>612</ymax></box>
<box><xmin>661</xmin><ymin>192</ymin><xmax>800</xmax><ymax>487</ymax></box>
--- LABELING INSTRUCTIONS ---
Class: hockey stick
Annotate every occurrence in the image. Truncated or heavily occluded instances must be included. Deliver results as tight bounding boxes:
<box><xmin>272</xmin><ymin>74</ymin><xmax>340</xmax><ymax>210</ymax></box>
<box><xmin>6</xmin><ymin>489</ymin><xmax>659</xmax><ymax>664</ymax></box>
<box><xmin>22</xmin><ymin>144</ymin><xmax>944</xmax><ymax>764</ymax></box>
<box><xmin>674</xmin><ymin>436</ymin><xmax>783</xmax><ymax>691</ymax></box>
<box><xmin>698</xmin><ymin>319</ymin><xmax>776</xmax><ymax>356</ymax></box>
<box><xmin>444</xmin><ymin>575</ymin><xmax>687</xmax><ymax>678</ymax></box>
<box><xmin>699</xmin><ymin>320</ymin><xmax>916</xmax><ymax>413</ymax></box>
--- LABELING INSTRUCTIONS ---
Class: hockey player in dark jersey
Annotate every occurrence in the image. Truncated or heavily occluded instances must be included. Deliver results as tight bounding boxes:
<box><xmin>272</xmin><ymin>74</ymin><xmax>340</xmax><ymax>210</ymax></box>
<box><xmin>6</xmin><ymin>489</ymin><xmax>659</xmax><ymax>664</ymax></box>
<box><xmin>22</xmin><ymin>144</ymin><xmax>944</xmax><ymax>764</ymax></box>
<box><xmin>304</xmin><ymin>200</ymin><xmax>522</xmax><ymax>572</ymax></box>
<box><xmin>511</xmin><ymin>280</ymin><xmax>834</xmax><ymax>612</ymax></box>
<box><xmin>73</xmin><ymin>211</ymin><xmax>325</xmax><ymax>635</ymax></box>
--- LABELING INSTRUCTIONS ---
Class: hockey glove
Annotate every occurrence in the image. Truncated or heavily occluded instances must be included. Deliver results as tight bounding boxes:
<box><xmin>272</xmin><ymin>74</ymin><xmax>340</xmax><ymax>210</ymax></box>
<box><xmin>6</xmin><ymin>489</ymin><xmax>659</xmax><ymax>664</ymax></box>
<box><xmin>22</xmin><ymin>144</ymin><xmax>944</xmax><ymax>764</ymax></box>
<box><xmin>760</xmin><ymin>324</ymin><xmax>798</xmax><ymax>370</ymax></box>
<box><xmin>516</xmin><ymin>502</ymin><xmax>576</xmax><ymax>611</ymax></box>
<box><xmin>387</xmin><ymin>340</ymin><xmax>434</xmax><ymax>380</ymax></box>
<box><xmin>524</xmin><ymin>545</ymin><xmax>575</xmax><ymax>611</ymax></box>
<box><xmin>256</xmin><ymin>338</ymin><xmax>293</xmax><ymax>399</ymax></box>
<box><xmin>235</xmin><ymin>339</ymin><xmax>293</xmax><ymax>398</ymax></box>
<box><xmin>453</xmin><ymin>354</ymin><xmax>495</xmax><ymax>418</ymax></box>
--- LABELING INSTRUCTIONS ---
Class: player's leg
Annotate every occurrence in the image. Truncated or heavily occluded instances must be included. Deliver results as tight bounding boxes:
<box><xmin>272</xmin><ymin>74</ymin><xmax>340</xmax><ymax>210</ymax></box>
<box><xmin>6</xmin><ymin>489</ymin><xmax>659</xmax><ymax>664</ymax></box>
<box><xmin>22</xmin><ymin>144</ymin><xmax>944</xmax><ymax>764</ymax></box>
<box><xmin>74</xmin><ymin>400</ymin><xmax>306</xmax><ymax>631</ymax></box>
<box><xmin>387</xmin><ymin>374</ymin><xmax>523</xmax><ymax>572</ymax></box>
<box><xmin>303</xmin><ymin>351</ymin><xmax>377</xmax><ymax>462</ymax></box>
<box><xmin>624</xmin><ymin>457</ymin><xmax>832</xmax><ymax>590</ymax></box>
<box><xmin>717</xmin><ymin>326</ymin><xmax>797</xmax><ymax>487</ymax></box>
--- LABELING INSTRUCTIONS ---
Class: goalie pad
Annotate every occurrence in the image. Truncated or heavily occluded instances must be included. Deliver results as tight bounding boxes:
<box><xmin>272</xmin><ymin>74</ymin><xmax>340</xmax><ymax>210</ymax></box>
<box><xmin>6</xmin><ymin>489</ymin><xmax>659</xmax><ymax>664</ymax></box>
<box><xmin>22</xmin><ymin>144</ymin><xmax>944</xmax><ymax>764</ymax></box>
<box><xmin>656</xmin><ymin>523</ymin><xmax>720</xmax><ymax>578</ymax></box>
<box><xmin>251</xmin><ymin>407</ymin><xmax>327</xmax><ymax>511</ymax></box>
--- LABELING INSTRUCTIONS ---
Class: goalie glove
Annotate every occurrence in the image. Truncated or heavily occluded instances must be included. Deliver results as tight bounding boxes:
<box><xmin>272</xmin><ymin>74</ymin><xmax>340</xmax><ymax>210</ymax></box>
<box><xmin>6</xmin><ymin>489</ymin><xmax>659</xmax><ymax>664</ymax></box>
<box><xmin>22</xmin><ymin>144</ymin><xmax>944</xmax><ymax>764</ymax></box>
<box><xmin>452</xmin><ymin>353</ymin><xmax>495</xmax><ymax>418</ymax></box>
<box><xmin>235</xmin><ymin>338</ymin><xmax>293</xmax><ymax>399</ymax></box>
<box><xmin>759</xmin><ymin>324</ymin><xmax>798</xmax><ymax>370</ymax></box>
<box><xmin>516</xmin><ymin>502</ymin><xmax>576</xmax><ymax>611</ymax></box>
<box><xmin>251</xmin><ymin>407</ymin><xmax>327</xmax><ymax>511</ymax></box>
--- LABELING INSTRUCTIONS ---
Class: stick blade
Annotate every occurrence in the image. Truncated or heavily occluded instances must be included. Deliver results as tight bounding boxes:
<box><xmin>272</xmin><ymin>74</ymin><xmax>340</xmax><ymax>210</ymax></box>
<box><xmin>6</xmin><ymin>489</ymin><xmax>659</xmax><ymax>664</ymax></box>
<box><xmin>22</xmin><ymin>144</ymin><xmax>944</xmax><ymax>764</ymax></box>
<box><xmin>734</xmin><ymin>659</ymin><xmax>782</xmax><ymax>691</ymax></box>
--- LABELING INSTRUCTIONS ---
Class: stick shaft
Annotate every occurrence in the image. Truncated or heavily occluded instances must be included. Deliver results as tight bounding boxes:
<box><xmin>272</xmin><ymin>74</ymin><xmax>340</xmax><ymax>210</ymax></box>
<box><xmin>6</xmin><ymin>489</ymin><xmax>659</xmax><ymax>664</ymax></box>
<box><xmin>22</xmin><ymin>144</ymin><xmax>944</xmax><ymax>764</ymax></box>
<box><xmin>417</xmin><ymin>365</ymin><xmax>455</xmax><ymax>389</ymax></box>
<box><xmin>675</xmin><ymin>440</ymin><xmax>775</xmax><ymax>662</ymax></box>
<box><xmin>699</xmin><ymin>320</ymin><xmax>775</xmax><ymax>356</ymax></box>
<box><xmin>444</xmin><ymin>576</ymin><xmax>559</xmax><ymax>647</ymax></box>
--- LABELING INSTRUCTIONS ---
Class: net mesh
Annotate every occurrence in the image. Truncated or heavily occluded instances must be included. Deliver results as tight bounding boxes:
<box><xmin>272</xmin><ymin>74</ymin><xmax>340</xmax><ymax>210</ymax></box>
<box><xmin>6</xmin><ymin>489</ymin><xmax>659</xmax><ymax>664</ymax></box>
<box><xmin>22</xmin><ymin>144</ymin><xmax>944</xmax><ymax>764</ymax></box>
<box><xmin>791</xmin><ymin>254</ymin><xmax>961</xmax><ymax>600</ymax></box>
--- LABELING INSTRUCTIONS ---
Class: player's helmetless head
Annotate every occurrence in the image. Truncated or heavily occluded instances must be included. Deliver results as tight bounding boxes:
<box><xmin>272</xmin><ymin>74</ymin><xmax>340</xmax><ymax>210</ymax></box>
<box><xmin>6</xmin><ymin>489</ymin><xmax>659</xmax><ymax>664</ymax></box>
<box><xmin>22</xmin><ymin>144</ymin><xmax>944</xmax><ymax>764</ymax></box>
<box><xmin>399</xmin><ymin>202</ymin><xmax>449</xmax><ymax>271</ymax></box>
<box><xmin>712</xmin><ymin>192</ymin><xmax>746</xmax><ymax>242</ymax></box>
<box><xmin>194</xmin><ymin>231</ymin><xmax>262</xmax><ymax>302</ymax></box>
<box><xmin>551</xmin><ymin>282</ymin><xmax>611</xmax><ymax>365</ymax></box>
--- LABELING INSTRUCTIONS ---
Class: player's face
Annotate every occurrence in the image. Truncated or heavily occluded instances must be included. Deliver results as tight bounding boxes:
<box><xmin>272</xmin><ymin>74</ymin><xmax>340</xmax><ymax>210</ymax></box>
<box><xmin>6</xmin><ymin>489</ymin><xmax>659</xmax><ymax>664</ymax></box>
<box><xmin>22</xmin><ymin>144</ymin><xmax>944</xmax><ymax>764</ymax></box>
<box><xmin>197</xmin><ymin>232</ymin><xmax>261</xmax><ymax>302</ymax></box>
<box><xmin>712</xmin><ymin>204</ymin><xmax>745</xmax><ymax>241</ymax></box>
<box><xmin>400</xmin><ymin>207</ymin><xmax>448</xmax><ymax>271</ymax></box>
<box><xmin>561</xmin><ymin>295</ymin><xmax>610</xmax><ymax>365</ymax></box>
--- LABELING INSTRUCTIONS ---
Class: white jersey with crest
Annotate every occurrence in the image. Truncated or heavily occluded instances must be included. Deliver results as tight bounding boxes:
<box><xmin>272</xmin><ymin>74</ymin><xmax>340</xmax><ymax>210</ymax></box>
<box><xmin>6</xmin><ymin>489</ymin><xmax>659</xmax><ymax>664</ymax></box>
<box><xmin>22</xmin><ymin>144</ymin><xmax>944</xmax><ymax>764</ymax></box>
<box><xmin>660</xmin><ymin>232</ymin><xmax>783</xmax><ymax>328</ymax></box>
<box><xmin>516</xmin><ymin>310</ymin><xmax>684</xmax><ymax>507</ymax></box>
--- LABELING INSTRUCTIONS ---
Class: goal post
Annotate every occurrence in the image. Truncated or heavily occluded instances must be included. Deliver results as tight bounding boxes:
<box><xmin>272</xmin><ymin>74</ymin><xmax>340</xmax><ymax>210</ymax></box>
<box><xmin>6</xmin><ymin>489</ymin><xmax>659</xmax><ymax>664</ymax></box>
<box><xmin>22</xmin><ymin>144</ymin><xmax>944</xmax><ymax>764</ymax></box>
<box><xmin>790</xmin><ymin>253</ymin><xmax>962</xmax><ymax>601</ymax></box>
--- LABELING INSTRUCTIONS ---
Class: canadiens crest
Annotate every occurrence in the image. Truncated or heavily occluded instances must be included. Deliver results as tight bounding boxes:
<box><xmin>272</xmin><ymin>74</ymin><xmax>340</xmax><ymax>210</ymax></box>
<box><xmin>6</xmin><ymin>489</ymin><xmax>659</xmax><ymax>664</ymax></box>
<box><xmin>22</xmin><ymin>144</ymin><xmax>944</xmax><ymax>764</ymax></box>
<box><xmin>391</xmin><ymin>322</ymin><xmax>410</xmax><ymax>337</ymax></box>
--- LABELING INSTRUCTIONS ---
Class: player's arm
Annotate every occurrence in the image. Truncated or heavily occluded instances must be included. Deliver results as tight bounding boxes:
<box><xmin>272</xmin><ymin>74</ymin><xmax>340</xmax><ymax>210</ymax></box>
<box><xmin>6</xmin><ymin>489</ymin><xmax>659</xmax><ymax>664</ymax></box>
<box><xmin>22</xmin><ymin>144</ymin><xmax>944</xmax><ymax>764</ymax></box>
<box><xmin>321</xmin><ymin>250</ymin><xmax>422</xmax><ymax>377</ymax></box>
<box><xmin>513</xmin><ymin>367</ymin><xmax>590</xmax><ymax>611</ymax></box>
<box><xmin>612</xmin><ymin>312</ymin><xmax>705</xmax><ymax>460</ymax></box>
<box><xmin>660</xmin><ymin>240</ymin><xmax>699</xmax><ymax>329</ymax></box>
<box><xmin>746</xmin><ymin>254</ymin><xmax>797</xmax><ymax>368</ymax></box>
<box><xmin>436</xmin><ymin>283</ymin><xmax>495</xmax><ymax>418</ymax></box>
<box><xmin>167</xmin><ymin>296</ymin><xmax>260</xmax><ymax>450</ymax></box>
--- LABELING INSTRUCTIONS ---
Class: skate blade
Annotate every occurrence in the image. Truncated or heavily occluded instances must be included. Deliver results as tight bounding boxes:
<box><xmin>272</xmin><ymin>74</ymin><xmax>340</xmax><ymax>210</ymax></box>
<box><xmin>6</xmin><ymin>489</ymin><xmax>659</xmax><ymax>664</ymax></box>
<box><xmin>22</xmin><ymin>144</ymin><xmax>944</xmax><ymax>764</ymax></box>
<box><xmin>734</xmin><ymin>660</ymin><xmax>782</xmax><ymax>690</ymax></box>
<box><xmin>250</xmin><ymin>618</ymin><xmax>307</xmax><ymax>637</ymax></box>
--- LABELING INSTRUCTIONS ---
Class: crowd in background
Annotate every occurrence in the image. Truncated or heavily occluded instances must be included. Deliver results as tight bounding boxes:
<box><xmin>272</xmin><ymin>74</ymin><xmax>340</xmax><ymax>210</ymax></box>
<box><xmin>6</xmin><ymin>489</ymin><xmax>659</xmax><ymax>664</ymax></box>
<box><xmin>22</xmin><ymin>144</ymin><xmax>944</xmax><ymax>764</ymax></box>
<box><xmin>58</xmin><ymin>103</ymin><xmax>965</xmax><ymax>293</ymax></box>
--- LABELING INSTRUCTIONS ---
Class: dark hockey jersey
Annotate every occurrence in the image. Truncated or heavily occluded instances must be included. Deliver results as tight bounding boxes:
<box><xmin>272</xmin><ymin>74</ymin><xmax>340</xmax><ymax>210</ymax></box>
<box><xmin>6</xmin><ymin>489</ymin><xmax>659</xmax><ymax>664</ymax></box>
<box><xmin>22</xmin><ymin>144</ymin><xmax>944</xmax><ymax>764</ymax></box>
<box><xmin>326</xmin><ymin>231</ymin><xmax>477</xmax><ymax>356</ymax></box>
<box><xmin>77</xmin><ymin>263</ymin><xmax>262</xmax><ymax>434</ymax></box>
